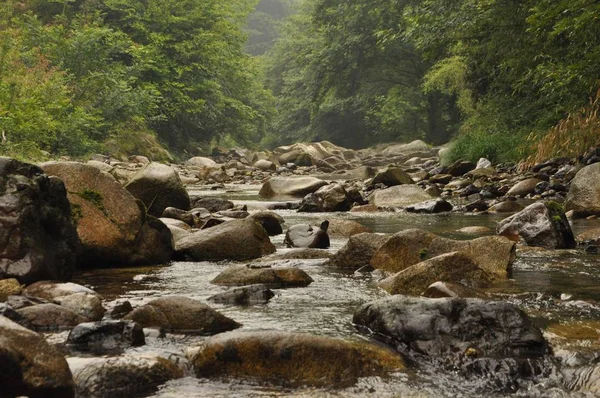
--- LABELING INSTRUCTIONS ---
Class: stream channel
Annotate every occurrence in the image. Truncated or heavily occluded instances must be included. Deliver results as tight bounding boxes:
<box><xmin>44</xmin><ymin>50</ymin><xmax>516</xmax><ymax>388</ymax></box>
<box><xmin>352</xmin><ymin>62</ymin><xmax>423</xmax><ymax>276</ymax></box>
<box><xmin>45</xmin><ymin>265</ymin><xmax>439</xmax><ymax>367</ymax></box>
<box><xmin>72</xmin><ymin>183</ymin><xmax>600</xmax><ymax>397</ymax></box>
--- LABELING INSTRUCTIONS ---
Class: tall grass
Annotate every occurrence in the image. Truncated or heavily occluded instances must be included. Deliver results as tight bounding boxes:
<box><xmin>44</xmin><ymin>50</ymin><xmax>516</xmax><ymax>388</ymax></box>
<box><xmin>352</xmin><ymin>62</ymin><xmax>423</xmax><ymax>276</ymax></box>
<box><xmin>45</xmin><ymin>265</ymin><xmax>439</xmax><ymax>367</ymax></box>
<box><xmin>524</xmin><ymin>87</ymin><xmax>600</xmax><ymax>168</ymax></box>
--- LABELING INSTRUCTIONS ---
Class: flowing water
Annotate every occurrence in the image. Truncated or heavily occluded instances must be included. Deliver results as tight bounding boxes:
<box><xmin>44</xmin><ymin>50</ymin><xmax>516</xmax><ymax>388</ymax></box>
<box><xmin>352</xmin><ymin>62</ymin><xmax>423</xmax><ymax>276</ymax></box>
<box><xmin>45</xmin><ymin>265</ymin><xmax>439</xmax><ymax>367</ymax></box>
<box><xmin>73</xmin><ymin>184</ymin><xmax>600</xmax><ymax>397</ymax></box>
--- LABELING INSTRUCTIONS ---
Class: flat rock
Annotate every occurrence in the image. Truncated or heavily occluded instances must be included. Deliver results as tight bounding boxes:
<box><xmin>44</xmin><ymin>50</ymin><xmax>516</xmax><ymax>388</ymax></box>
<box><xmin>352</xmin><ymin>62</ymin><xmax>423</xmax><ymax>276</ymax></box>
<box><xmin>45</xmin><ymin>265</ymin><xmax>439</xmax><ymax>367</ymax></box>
<box><xmin>17</xmin><ymin>303</ymin><xmax>87</xmax><ymax>331</ymax></box>
<box><xmin>124</xmin><ymin>296</ymin><xmax>240</xmax><ymax>335</ymax></box>
<box><xmin>211</xmin><ymin>266</ymin><xmax>313</xmax><ymax>288</ymax></box>
<box><xmin>190</xmin><ymin>330</ymin><xmax>405</xmax><ymax>388</ymax></box>
<box><xmin>259</xmin><ymin>176</ymin><xmax>328</xmax><ymax>199</ymax></box>
<box><xmin>370</xmin><ymin>185</ymin><xmax>433</xmax><ymax>208</ymax></box>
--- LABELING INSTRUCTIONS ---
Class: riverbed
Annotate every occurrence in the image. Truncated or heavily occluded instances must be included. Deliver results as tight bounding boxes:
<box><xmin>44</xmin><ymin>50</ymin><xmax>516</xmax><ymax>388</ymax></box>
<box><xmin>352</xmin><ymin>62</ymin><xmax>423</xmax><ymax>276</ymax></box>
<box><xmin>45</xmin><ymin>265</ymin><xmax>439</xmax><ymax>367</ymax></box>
<box><xmin>73</xmin><ymin>184</ymin><xmax>600</xmax><ymax>397</ymax></box>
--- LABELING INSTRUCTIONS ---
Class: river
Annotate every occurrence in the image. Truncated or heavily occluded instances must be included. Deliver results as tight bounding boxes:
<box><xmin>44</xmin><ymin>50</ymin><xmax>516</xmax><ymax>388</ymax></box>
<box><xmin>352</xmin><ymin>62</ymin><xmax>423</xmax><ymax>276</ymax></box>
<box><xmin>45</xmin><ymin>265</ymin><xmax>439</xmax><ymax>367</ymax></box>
<box><xmin>73</xmin><ymin>183</ymin><xmax>600</xmax><ymax>397</ymax></box>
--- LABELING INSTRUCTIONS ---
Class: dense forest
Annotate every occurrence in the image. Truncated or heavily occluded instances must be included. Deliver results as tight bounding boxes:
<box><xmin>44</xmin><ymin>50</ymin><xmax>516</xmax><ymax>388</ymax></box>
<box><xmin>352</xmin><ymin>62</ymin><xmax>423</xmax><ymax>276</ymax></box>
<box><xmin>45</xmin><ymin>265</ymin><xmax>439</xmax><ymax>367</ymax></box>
<box><xmin>1</xmin><ymin>0</ymin><xmax>599</xmax><ymax>164</ymax></box>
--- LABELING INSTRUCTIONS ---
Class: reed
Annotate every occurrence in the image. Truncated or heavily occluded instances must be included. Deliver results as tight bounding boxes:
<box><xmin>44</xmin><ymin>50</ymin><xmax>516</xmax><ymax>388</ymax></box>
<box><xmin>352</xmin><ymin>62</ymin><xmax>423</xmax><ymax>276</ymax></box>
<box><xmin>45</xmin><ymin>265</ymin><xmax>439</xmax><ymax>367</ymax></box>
<box><xmin>523</xmin><ymin>87</ymin><xmax>600</xmax><ymax>168</ymax></box>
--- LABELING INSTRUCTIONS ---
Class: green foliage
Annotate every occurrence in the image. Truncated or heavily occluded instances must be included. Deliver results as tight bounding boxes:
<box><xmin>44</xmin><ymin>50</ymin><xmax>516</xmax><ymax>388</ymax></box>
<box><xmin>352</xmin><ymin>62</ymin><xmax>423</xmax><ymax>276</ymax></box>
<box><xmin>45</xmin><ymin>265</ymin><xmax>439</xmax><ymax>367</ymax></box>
<box><xmin>443</xmin><ymin>130</ymin><xmax>526</xmax><ymax>165</ymax></box>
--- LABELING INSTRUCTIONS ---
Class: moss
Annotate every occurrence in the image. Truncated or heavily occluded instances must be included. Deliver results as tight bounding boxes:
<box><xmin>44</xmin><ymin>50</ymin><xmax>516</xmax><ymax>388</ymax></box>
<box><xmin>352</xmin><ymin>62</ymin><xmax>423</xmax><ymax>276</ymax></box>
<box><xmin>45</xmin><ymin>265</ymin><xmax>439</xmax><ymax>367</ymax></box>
<box><xmin>545</xmin><ymin>200</ymin><xmax>565</xmax><ymax>213</ymax></box>
<box><xmin>71</xmin><ymin>203</ymin><xmax>83</xmax><ymax>226</ymax></box>
<box><xmin>552</xmin><ymin>215</ymin><xmax>563</xmax><ymax>223</ymax></box>
<box><xmin>419</xmin><ymin>248</ymin><xmax>428</xmax><ymax>260</ymax></box>
<box><xmin>75</xmin><ymin>189</ymin><xmax>105</xmax><ymax>212</ymax></box>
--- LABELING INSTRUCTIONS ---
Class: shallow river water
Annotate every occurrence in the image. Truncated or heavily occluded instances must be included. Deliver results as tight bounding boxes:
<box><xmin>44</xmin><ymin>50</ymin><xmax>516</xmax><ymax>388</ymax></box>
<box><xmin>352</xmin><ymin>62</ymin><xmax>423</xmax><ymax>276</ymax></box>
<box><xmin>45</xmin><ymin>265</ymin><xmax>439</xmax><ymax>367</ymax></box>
<box><xmin>73</xmin><ymin>184</ymin><xmax>600</xmax><ymax>397</ymax></box>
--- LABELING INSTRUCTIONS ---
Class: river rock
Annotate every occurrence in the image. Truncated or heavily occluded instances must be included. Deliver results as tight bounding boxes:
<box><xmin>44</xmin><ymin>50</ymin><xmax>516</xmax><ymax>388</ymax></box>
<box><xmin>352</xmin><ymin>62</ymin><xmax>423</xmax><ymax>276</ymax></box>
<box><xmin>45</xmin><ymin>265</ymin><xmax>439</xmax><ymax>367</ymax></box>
<box><xmin>284</xmin><ymin>221</ymin><xmax>330</xmax><ymax>248</ymax></box>
<box><xmin>369</xmin><ymin>166</ymin><xmax>413</xmax><ymax>188</ymax></box>
<box><xmin>68</xmin><ymin>353</ymin><xmax>184</xmax><ymax>398</ymax></box>
<box><xmin>0</xmin><ymin>315</ymin><xmax>75</xmax><ymax>397</ymax></box>
<box><xmin>17</xmin><ymin>303</ymin><xmax>87</xmax><ymax>331</ymax></box>
<box><xmin>211</xmin><ymin>265</ymin><xmax>313</xmax><ymax>288</ymax></box>
<box><xmin>124</xmin><ymin>296</ymin><xmax>240</xmax><ymax>334</ymax></box>
<box><xmin>189</xmin><ymin>197</ymin><xmax>234</xmax><ymax>212</ymax></box>
<box><xmin>190</xmin><ymin>330</ymin><xmax>405</xmax><ymax>387</ymax></box>
<box><xmin>489</xmin><ymin>200</ymin><xmax>525</xmax><ymax>213</ymax></box>
<box><xmin>507</xmin><ymin>178</ymin><xmax>542</xmax><ymax>197</ymax></box>
<box><xmin>67</xmin><ymin>320</ymin><xmax>145</xmax><ymax>353</ymax></box>
<box><xmin>124</xmin><ymin>162</ymin><xmax>190</xmax><ymax>217</ymax></box>
<box><xmin>41</xmin><ymin>162</ymin><xmax>173</xmax><ymax>267</ymax></box>
<box><xmin>267</xmin><ymin>248</ymin><xmax>332</xmax><ymax>260</ymax></box>
<box><xmin>58</xmin><ymin>293</ymin><xmax>105</xmax><ymax>322</ymax></box>
<box><xmin>0</xmin><ymin>278</ymin><xmax>22</xmax><ymax>301</ymax></box>
<box><xmin>186</xmin><ymin>157</ymin><xmax>217</xmax><ymax>168</ymax></box>
<box><xmin>370</xmin><ymin>185</ymin><xmax>433</xmax><ymax>208</ymax></box>
<box><xmin>254</xmin><ymin>159</ymin><xmax>276</xmax><ymax>171</ymax></box>
<box><xmin>298</xmin><ymin>183</ymin><xmax>352</xmax><ymax>212</ymax></box>
<box><xmin>208</xmin><ymin>284</ymin><xmax>275</xmax><ymax>305</ymax></box>
<box><xmin>381</xmin><ymin>140</ymin><xmax>434</xmax><ymax>158</ymax></box>
<box><xmin>422</xmin><ymin>281</ymin><xmax>487</xmax><ymax>298</ymax></box>
<box><xmin>378</xmin><ymin>252</ymin><xmax>493</xmax><ymax>295</ymax></box>
<box><xmin>0</xmin><ymin>157</ymin><xmax>79</xmax><ymax>284</ymax></box>
<box><xmin>259</xmin><ymin>176</ymin><xmax>328</xmax><ymax>199</ymax></box>
<box><xmin>405</xmin><ymin>199</ymin><xmax>453</xmax><ymax>213</ymax></box>
<box><xmin>457</xmin><ymin>226</ymin><xmax>493</xmax><ymax>235</ymax></box>
<box><xmin>477</xmin><ymin>158</ymin><xmax>492</xmax><ymax>169</ymax></box>
<box><xmin>565</xmin><ymin>163</ymin><xmax>600</xmax><ymax>217</ymax></box>
<box><xmin>354</xmin><ymin>296</ymin><xmax>551</xmax><ymax>391</ymax></box>
<box><xmin>497</xmin><ymin>202</ymin><xmax>576</xmax><ymax>249</ymax></box>
<box><xmin>371</xmin><ymin>229</ymin><xmax>515</xmax><ymax>280</ymax></box>
<box><xmin>23</xmin><ymin>281</ymin><xmax>99</xmax><ymax>301</ymax></box>
<box><xmin>326</xmin><ymin>219</ymin><xmax>372</xmax><ymax>237</ymax></box>
<box><xmin>326</xmin><ymin>233</ymin><xmax>391</xmax><ymax>270</ymax></box>
<box><xmin>248</xmin><ymin>211</ymin><xmax>284</xmax><ymax>236</ymax></box>
<box><xmin>447</xmin><ymin>160</ymin><xmax>476</xmax><ymax>176</ymax></box>
<box><xmin>175</xmin><ymin>219</ymin><xmax>275</xmax><ymax>261</ymax></box>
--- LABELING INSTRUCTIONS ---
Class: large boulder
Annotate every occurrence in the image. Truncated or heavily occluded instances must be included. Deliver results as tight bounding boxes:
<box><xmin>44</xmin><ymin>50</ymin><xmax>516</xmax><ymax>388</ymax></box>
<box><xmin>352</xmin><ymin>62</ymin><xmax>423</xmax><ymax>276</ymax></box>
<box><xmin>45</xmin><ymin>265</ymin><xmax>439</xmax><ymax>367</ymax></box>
<box><xmin>259</xmin><ymin>176</ymin><xmax>328</xmax><ymax>199</ymax></box>
<box><xmin>370</xmin><ymin>185</ymin><xmax>433</xmax><ymax>208</ymax></box>
<box><xmin>0</xmin><ymin>316</ymin><xmax>75</xmax><ymax>397</ymax></box>
<box><xmin>123</xmin><ymin>296</ymin><xmax>240</xmax><ymax>334</ymax></box>
<box><xmin>370</xmin><ymin>229</ymin><xmax>516</xmax><ymax>280</ymax></box>
<box><xmin>369</xmin><ymin>167</ymin><xmax>413</xmax><ymax>187</ymax></box>
<box><xmin>190</xmin><ymin>330</ymin><xmax>405</xmax><ymax>388</ymax></box>
<box><xmin>68</xmin><ymin>353</ymin><xmax>184</xmax><ymax>398</ymax></box>
<box><xmin>496</xmin><ymin>202</ymin><xmax>576</xmax><ymax>249</ymax></box>
<box><xmin>565</xmin><ymin>163</ymin><xmax>600</xmax><ymax>217</ymax></box>
<box><xmin>326</xmin><ymin>233</ymin><xmax>391</xmax><ymax>270</ymax></box>
<box><xmin>211</xmin><ymin>265</ymin><xmax>313</xmax><ymax>288</ymax></box>
<box><xmin>124</xmin><ymin>162</ymin><xmax>190</xmax><ymax>217</ymax></box>
<box><xmin>378</xmin><ymin>252</ymin><xmax>493</xmax><ymax>295</ymax></box>
<box><xmin>354</xmin><ymin>296</ymin><xmax>551</xmax><ymax>391</ymax></box>
<box><xmin>174</xmin><ymin>219</ymin><xmax>275</xmax><ymax>261</ymax></box>
<box><xmin>0</xmin><ymin>157</ymin><xmax>79</xmax><ymax>284</ymax></box>
<box><xmin>284</xmin><ymin>221</ymin><xmax>330</xmax><ymax>249</ymax></box>
<box><xmin>41</xmin><ymin>162</ymin><xmax>173</xmax><ymax>267</ymax></box>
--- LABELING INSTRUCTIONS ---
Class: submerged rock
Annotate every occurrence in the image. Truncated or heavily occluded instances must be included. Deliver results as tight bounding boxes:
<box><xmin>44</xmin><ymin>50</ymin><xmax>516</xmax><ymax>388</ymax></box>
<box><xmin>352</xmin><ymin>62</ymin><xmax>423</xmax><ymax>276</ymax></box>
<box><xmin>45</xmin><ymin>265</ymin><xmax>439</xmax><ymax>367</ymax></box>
<box><xmin>208</xmin><ymin>284</ymin><xmax>275</xmax><ymax>305</ymax></box>
<box><xmin>0</xmin><ymin>157</ymin><xmax>79</xmax><ymax>284</ymax></box>
<box><xmin>0</xmin><ymin>315</ymin><xmax>75</xmax><ymax>397</ymax></box>
<box><xmin>497</xmin><ymin>201</ymin><xmax>576</xmax><ymax>249</ymax></box>
<box><xmin>190</xmin><ymin>330</ymin><xmax>405</xmax><ymax>388</ymax></box>
<box><xmin>124</xmin><ymin>296</ymin><xmax>240</xmax><ymax>335</ymax></box>
<box><xmin>284</xmin><ymin>221</ymin><xmax>330</xmax><ymax>248</ymax></box>
<box><xmin>354</xmin><ymin>296</ymin><xmax>551</xmax><ymax>392</ymax></box>
<box><xmin>175</xmin><ymin>219</ymin><xmax>275</xmax><ymax>261</ymax></box>
<box><xmin>211</xmin><ymin>266</ymin><xmax>313</xmax><ymax>288</ymax></box>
